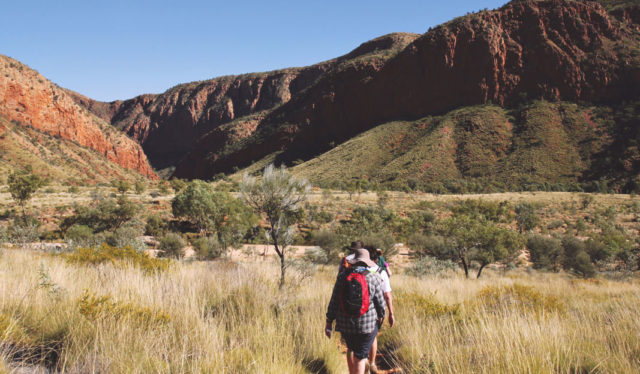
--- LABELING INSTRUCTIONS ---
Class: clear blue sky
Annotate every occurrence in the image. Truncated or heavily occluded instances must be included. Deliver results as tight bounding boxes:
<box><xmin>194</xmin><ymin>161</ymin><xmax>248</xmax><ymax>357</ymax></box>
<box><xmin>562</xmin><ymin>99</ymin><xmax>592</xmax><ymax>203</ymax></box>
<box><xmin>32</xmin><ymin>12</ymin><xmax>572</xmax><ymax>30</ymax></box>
<box><xmin>1</xmin><ymin>0</ymin><xmax>508</xmax><ymax>102</ymax></box>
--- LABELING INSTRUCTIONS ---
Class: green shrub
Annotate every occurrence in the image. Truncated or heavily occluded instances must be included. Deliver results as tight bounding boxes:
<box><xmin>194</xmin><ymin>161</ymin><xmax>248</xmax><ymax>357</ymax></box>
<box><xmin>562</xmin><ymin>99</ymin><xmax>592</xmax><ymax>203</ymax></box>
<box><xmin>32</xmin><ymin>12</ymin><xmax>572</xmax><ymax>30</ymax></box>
<box><xmin>303</xmin><ymin>247</ymin><xmax>328</xmax><ymax>264</ymax></box>
<box><xmin>159</xmin><ymin>233</ymin><xmax>185</xmax><ymax>259</ymax></box>
<box><xmin>64</xmin><ymin>224</ymin><xmax>94</xmax><ymax>247</ymax></box>
<box><xmin>145</xmin><ymin>214</ymin><xmax>167</xmax><ymax>237</ymax></box>
<box><xmin>515</xmin><ymin>203</ymin><xmax>540</xmax><ymax>233</ymax></box>
<box><xmin>61</xmin><ymin>195</ymin><xmax>139</xmax><ymax>233</ymax></box>
<box><xmin>312</xmin><ymin>229</ymin><xmax>341</xmax><ymax>264</ymax></box>
<box><xmin>561</xmin><ymin>236</ymin><xmax>597</xmax><ymax>278</ymax></box>
<box><xmin>573</xmin><ymin>251</ymin><xmax>597</xmax><ymax>278</ymax></box>
<box><xmin>158</xmin><ymin>183</ymin><xmax>170</xmax><ymax>195</ymax></box>
<box><xmin>169</xmin><ymin>178</ymin><xmax>187</xmax><ymax>193</ymax></box>
<box><xmin>67</xmin><ymin>186</ymin><xmax>79</xmax><ymax>194</ymax></box>
<box><xmin>405</xmin><ymin>256</ymin><xmax>458</xmax><ymax>277</ymax></box>
<box><xmin>361</xmin><ymin>231</ymin><xmax>397</xmax><ymax>259</ymax></box>
<box><xmin>8</xmin><ymin>216</ymin><xmax>41</xmax><ymax>248</ymax></box>
<box><xmin>407</xmin><ymin>234</ymin><xmax>451</xmax><ymax>257</ymax></box>
<box><xmin>114</xmin><ymin>180</ymin><xmax>131</xmax><ymax>194</ymax></box>
<box><xmin>134</xmin><ymin>180</ymin><xmax>146</xmax><ymax>194</ymax></box>
<box><xmin>526</xmin><ymin>234</ymin><xmax>562</xmax><ymax>271</ymax></box>
<box><xmin>193</xmin><ymin>236</ymin><xmax>224</xmax><ymax>260</ymax></box>
<box><xmin>450</xmin><ymin>199</ymin><xmax>511</xmax><ymax>222</ymax></box>
<box><xmin>104</xmin><ymin>224</ymin><xmax>146</xmax><ymax>252</ymax></box>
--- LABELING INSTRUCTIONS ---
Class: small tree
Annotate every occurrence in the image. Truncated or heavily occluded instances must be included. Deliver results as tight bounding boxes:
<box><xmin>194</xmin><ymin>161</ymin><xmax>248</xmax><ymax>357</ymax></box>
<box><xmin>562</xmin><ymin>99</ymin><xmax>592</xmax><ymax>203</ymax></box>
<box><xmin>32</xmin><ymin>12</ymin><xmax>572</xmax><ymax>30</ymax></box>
<box><xmin>172</xmin><ymin>180</ymin><xmax>217</xmax><ymax>234</ymax></box>
<box><xmin>515</xmin><ymin>203</ymin><xmax>540</xmax><ymax>233</ymax></box>
<box><xmin>8</xmin><ymin>170</ymin><xmax>45</xmax><ymax>216</ymax></box>
<box><xmin>241</xmin><ymin>164</ymin><xmax>309</xmax><ymax>289</ymax></box>
<box><xmin>471</xmin><ymin>223</ymin><xmax>523</xmax><ymax>278</ymax></box>
<box><xmin>441</xmin><ymin>215</ymin><xmax>522</xmax><ymax>278</ymax></box>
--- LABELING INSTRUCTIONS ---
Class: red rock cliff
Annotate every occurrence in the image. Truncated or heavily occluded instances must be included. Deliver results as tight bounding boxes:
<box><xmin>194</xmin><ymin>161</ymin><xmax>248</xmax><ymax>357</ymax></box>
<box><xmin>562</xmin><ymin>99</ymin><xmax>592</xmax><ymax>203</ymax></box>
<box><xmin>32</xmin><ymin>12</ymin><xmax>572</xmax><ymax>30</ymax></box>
<box><xmin>71</xmin><ymin>33</ymin><xmax>420</xmax><ymax>171</ymax></box>
<box><xmin>172</xmin><ymin>0</ymin><xmax>640</xmax><ymax>179</ymax></box>
<box><xmin>0</xmin><ymin>55</ymin><xmax>157</xmax><ymax>179</ymax></box>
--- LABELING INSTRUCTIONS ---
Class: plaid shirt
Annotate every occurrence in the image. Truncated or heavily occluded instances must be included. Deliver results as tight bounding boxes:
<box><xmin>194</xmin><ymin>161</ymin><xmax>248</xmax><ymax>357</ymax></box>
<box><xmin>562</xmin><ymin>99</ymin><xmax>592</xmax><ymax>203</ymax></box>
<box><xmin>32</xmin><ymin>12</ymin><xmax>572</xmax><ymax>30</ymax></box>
<box><xmin>326</xmin><ymin>267</ymin><xmax>386</xmax><ymax>335</ymax></box>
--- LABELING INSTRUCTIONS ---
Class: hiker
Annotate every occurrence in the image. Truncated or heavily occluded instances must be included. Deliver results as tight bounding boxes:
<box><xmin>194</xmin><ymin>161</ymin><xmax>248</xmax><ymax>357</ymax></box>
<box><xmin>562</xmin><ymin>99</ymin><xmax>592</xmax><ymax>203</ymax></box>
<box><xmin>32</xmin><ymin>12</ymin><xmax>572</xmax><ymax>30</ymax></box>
<box><xmin>325</xmin><ymin>246</ymin><xmax>386</xmax><ymax>374</ymax></box>
<box><xmin>338</xmin><ymin>240</ymin><xmax>364</xmax><ymax>275</ymax></box>
<box><xmin>376</xmin><ymin>248</ymin><xmax>392</xmax><ymax>277</ymax></box>
<box><xmin>365</xmin><ymin>246</ymin><xmax>395</xmax><ymax>374</ymax></box>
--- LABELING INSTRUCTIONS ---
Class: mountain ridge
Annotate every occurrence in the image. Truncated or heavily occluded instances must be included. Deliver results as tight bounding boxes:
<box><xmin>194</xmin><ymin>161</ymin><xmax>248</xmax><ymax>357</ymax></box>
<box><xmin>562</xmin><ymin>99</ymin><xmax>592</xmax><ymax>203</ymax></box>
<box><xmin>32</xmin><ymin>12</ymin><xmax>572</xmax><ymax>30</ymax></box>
<box><xmin>65</xmin><ymin>0</ymin><xmax>640</xmax><ymax>191</ymax></box>
<box><xmin>0</xmin><ymin>55</ymin><xmax>158</xmax><ymax>181</ymax></box>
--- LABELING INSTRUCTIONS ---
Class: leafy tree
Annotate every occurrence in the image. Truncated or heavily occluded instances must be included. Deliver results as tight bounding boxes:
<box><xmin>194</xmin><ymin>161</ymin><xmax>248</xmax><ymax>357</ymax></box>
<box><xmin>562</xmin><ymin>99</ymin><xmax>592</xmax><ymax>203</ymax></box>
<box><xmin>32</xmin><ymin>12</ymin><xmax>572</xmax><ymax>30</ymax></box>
<box><xmin>470</xmin><ymin>222</ymin><xmax>523</xmax><ymax>278</ymax></box>
<box><xmin>211</xmin><ymin>191</ymin><xmax>256</xmax><ymax>252</ymax></box>
<box><xmin>440</xmin><ymin>215</ymin><xmax>522</xmax><ymax>278</ymax></box>
<box><xmin>515</xmin><ymin>203</ymin><xmax>541</xmax><ymax>233</ymax></box>
<box><xmin>61</xmin><ymin>195</ymin><xmax>139</xmax><ymax>233</ymax></box>
<box><xmin>8</xmin><ymin>170</ymin><xmax>45</xmax><ymax>216</ymax></box>
<box><xmin>171</xmin><ymin>180</ymin><xmax>217</xmax><ymax>234</ymax></box>
<box><xmin>172</xmin><ymin>181</ymin><xmax>255</xmax><ymax>253</ymax></box>
<box><xmin>241</xmin><ymin>164</ymin><xmax>309</xmax><ymax>289</ymax></box>
<box><xmin>337</xmin><ymin>206</ymin><xmax>401</xmax><ymax>243</ymax></box>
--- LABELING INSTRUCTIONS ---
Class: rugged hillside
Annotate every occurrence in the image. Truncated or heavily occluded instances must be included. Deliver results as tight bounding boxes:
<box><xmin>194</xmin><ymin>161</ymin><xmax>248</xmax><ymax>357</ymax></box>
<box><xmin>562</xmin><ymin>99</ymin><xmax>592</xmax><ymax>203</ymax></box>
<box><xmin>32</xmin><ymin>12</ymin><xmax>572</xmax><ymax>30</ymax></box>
<box><xmin>69</xmin><ymin>0</ymin><xmax>640</xmax><ymax>192</ymax></box>
<box><xmin>70</xmin><ymin>33</ymin><xmax>419</xmax><ymax>173</ymax></box>
<box><xmin>175</xmin><ymin>0</ymin><xmax>639</xmax><ymax>183</ymax></box>
<box><xmin>287</xmin><ymin>100</ymin><xmax>630</xmax><ymax>191</ymax></box>
<box><xmin>0</xmin><ymin>55</ymin><xmax>157</xmax><ymax>180</ymax></box>
<box><xmin>0</xmin><ymin>116</ymin><xmax>151</xmax><ymax>184</ymax></box>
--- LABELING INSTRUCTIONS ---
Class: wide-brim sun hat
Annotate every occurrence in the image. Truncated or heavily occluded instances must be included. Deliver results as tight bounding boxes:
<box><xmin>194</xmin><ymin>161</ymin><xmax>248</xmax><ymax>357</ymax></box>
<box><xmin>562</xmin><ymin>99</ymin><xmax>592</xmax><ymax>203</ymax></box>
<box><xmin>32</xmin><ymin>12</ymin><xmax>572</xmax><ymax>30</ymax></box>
<box><xmin>349</xmin><ymin>241</ymin><xmax>364</xmax><ymax>251</ymax></box>
<box><xmin>347</xmin><ymin>248</ymin><xmax>376</xmax><ymax>267</ymax></box>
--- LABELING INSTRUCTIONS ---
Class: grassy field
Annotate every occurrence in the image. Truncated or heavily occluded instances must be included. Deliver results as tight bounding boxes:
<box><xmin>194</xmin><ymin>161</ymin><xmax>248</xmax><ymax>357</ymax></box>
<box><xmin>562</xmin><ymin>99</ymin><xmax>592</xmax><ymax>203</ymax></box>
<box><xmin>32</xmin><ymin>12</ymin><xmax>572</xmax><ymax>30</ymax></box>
<box><xmin>0</xmin><ymin>248</ymin><xmax>638</xmax><ymax>373</ymax></box>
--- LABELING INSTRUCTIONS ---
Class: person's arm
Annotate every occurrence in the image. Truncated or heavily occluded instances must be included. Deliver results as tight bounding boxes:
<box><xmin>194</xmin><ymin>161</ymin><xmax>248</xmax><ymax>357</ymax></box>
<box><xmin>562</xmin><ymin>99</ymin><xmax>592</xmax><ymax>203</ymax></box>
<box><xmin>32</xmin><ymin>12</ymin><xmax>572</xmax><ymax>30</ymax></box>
<box><xmin>383</xmin><ymin>292</ymin><xmax>394</xmax><ymax>327</ymax></box>
<box><xmin>325</xmin><ymin>276</ymin><xmax>342</xmax><ymax>338</ymax></box>
<box><xmin>372</xmin><ymin>275</ymin><xmax>386</xmax><ymax>324</ymax></box>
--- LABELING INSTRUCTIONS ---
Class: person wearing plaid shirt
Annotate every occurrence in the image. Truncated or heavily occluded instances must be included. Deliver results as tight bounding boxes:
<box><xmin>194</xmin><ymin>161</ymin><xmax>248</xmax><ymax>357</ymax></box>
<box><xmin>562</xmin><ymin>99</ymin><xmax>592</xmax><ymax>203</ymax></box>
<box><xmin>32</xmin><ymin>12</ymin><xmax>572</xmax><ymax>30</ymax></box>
<box><xmin>325</xmin><ymin>245</ymin><xmax>386</xmax><ymax>374</ymax></box>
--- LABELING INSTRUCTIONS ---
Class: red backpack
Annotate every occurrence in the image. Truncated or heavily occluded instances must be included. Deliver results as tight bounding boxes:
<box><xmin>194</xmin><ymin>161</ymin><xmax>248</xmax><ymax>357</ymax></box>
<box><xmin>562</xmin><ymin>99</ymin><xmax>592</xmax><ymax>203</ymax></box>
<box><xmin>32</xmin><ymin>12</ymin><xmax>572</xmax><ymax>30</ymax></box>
<box><xmin>339</xmin><ymin>268</ymin><xmax>370</xmax><ymax>317</ymax></box>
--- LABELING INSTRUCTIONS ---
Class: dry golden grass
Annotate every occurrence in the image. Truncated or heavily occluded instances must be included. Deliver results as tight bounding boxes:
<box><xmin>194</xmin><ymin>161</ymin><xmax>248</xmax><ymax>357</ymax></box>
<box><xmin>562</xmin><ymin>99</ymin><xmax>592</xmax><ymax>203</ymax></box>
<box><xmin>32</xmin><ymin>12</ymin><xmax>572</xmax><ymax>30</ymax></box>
<box><xmin>0</xmin><ymin>248</ymin><xmax>638</xmax><ymax>373</ymax></box>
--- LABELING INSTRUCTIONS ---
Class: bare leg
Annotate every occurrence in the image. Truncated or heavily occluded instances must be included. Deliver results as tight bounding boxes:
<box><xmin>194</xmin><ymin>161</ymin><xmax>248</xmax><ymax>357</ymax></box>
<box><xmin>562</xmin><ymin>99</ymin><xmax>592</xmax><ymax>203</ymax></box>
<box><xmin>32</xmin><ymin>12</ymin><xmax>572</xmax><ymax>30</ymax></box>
<box><xmin>368</xmin><ymin>336</ymin><xmax>378</xmax><ymax>371</ymax></box>
<box><xmin>354</xmin><ymin>357</ymin><xmax>368</xmax><ymax>374</ymax></box>
<box><xmin>347</xmin><ymin>350</ymin><xmax>356</xmax><ymax>373</ymax></box>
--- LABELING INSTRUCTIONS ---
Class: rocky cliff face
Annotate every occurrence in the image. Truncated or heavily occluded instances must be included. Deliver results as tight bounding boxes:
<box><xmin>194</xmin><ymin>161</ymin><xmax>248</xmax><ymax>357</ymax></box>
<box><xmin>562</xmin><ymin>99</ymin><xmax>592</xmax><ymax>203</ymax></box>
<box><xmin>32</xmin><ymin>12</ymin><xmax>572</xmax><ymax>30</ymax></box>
<box><xmin>171</xmin><ymin>0</ymin><xmax>640</xmax><ymax>179</ymax></box>
<box><xmin>0</xmin><ymin>55</ymin><xmax>157</xmax><ymax>179</ymax></box>
<box><xmin>70</xmin><ymin>33</ymin><xmax>420</xmax><ymax>171</ymax></box>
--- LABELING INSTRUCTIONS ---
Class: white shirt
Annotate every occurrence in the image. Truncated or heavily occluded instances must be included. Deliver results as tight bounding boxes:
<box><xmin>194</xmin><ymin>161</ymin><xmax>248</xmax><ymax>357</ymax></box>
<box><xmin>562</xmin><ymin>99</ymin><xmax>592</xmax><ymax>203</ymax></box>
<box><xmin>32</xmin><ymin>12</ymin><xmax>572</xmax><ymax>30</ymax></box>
<box><xmin>344</xmin><ymin>253</ymin><xmax>392</xmax><ymax>293</ymax></box>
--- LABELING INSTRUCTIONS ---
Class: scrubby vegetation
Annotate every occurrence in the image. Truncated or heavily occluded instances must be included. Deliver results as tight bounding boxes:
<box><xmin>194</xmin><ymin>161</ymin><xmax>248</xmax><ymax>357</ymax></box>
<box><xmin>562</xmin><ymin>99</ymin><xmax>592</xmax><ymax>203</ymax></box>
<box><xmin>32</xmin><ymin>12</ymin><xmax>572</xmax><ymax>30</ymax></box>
<box><xmin>0</xmin><ymin>250</ymin><xmax>638</xmax><ymax>372</ymax></box>
<box><xmin>1</xmin><ymin>165</ymin><xmax>640</xmax><ymax>372</ymax></box>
